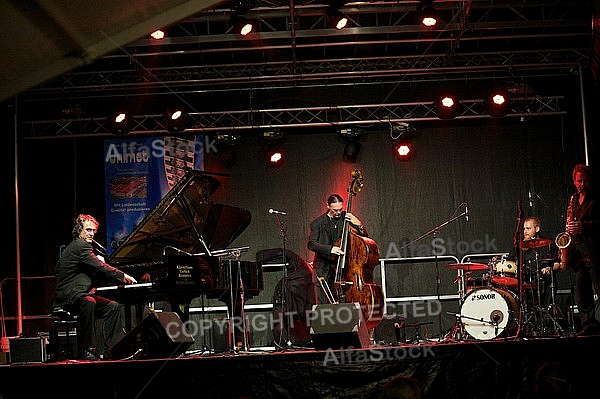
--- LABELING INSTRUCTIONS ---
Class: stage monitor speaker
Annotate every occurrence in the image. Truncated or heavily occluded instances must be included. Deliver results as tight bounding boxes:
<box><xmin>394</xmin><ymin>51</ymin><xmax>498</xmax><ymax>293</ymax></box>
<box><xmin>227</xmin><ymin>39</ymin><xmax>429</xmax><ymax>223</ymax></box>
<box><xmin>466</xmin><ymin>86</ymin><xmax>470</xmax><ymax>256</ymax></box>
<box><xmin>309</xmin><ymin>303</ymin><xmax>370</xmax><ymax>349</ymax></box>
<box><xmin>107</xmin><ymin>311</ymin><xmax>194</xmax><ymax>360</ymax></box>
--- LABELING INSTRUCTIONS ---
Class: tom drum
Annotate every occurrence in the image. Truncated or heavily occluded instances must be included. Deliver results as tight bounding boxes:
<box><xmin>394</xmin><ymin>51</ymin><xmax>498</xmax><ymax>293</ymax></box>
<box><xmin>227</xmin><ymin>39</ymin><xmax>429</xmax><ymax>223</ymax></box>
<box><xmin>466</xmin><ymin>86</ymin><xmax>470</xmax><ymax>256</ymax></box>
<box><xmin>460</xmin><ymin>287</ymin><xmax>519</xmax><ymax>340</ymax></box>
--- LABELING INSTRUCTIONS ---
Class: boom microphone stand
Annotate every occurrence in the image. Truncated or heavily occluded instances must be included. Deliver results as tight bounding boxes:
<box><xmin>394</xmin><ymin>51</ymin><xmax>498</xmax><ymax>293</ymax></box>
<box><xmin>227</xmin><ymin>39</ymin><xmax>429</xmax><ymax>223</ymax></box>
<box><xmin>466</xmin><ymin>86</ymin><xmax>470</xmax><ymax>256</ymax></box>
<box><xmin>271</xmin><ymin>212</ymin><xmax>292</xmax><ymax>350</ymax></box>
<box><xmin>400</xmin><ymin>205</ymin><xmax>468</xmax><ymax>340</ymax></box>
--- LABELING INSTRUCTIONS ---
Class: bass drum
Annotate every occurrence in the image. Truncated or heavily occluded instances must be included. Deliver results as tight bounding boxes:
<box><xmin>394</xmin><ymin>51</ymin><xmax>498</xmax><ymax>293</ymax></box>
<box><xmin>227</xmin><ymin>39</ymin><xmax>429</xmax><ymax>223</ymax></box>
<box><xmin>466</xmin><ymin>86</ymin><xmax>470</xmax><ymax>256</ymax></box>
<box><xmin>460</xmin><ymin>287</ymin><xmax>519</xmax><ymax>340</ymax></box>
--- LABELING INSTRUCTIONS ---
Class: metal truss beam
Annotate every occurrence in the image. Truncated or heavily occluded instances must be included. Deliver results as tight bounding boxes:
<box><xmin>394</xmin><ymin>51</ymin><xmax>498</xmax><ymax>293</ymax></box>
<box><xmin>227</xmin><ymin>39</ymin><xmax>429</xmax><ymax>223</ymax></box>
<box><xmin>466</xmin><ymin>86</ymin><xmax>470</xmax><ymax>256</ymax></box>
<box><xmin>21</xmin><ymin>96</ymin><xmax>565</xmax><ymax>139</ymax></box>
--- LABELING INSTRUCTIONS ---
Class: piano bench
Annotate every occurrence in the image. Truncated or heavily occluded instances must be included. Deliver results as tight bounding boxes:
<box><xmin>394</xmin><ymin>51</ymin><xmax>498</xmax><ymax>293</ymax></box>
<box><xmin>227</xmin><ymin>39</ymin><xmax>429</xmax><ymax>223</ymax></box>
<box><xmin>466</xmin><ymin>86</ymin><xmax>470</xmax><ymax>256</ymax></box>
<box><xmin>48</xmin><ymin>307</ymin><xmax>78</xmax><ymax>362</ymax></box>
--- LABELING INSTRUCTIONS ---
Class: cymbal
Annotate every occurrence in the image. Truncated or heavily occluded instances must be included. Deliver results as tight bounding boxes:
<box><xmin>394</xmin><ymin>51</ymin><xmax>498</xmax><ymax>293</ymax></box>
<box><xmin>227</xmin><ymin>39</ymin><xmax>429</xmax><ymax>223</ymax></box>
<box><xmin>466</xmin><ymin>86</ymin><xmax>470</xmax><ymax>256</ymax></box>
<box><xmin>446</xmin><ymin>263</ymin><xmax>489</xmax><ymax>271</ymax></box>
<box><xmin>520</xmin><ymin>237</ymin><xmax>553</xmax><ymax>249</ymax></box>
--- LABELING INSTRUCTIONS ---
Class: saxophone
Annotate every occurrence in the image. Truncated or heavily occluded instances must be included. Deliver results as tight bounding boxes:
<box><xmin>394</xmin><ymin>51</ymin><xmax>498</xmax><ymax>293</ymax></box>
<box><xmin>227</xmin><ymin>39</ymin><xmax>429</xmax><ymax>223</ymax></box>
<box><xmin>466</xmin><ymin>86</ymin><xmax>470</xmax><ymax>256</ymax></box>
<box><xmin>555</xmin><ymin>193</ymin><xmax>576</xmax><ymax>270</ymax></box>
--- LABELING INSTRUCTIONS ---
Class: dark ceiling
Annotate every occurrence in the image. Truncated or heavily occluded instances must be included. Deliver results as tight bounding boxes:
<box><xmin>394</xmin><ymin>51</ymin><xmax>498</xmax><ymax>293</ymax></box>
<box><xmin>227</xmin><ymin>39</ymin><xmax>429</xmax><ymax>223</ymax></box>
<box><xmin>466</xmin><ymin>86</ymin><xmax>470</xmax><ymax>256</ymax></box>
<box><xmin>6</xmin><ymin>0</ymin><xmax>599</xmax><ymax>139</ymax></box>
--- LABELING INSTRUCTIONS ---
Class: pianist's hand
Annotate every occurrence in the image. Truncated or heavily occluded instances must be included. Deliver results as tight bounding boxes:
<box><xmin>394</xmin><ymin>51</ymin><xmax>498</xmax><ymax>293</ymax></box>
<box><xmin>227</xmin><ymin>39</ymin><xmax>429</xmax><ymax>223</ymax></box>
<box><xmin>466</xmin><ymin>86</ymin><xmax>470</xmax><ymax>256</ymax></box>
<box><xmin>123</xmin><ymin>273</ymin><xmax>137</xmax><ymax>285</ymax></box>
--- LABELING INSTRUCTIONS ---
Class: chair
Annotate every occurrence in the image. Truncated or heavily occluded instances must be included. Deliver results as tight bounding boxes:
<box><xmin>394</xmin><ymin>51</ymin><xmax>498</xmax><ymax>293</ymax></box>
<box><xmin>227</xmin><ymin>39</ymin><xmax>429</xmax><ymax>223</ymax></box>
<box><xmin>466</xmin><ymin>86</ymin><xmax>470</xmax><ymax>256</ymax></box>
<box><xmin>48</xmin><ymin>306</ymin><xmax>77</xmax><ymax>361</ymax></box>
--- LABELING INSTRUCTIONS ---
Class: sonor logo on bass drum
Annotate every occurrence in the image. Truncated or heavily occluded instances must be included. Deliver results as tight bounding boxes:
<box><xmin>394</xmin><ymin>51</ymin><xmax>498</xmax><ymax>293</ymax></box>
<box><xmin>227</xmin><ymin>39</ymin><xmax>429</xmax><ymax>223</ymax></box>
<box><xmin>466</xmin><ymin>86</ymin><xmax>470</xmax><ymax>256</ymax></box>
<box><xmin>470</xmin><ymin>293</ymin><xmax>496</xmax><ymax>301</ymax></box>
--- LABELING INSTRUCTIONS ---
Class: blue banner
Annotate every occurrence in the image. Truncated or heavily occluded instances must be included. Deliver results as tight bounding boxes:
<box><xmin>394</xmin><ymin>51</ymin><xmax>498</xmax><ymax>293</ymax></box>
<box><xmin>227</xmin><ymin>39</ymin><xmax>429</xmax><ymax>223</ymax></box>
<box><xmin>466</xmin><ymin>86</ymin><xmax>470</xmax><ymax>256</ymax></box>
<box><xmin>103</xmin><ymin>136</ymin><xmax>205</xmax><ymax>255</ymax></box>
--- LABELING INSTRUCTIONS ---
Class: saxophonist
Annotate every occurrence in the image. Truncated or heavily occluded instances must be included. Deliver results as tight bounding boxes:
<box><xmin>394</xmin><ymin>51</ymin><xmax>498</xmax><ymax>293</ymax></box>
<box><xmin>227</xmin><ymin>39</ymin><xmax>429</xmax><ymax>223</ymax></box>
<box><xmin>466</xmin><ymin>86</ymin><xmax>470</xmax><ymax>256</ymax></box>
<box><xmin>560</xmin><ymin>164</ymin><xmax>600</xmax><ymax>336</ymax></box>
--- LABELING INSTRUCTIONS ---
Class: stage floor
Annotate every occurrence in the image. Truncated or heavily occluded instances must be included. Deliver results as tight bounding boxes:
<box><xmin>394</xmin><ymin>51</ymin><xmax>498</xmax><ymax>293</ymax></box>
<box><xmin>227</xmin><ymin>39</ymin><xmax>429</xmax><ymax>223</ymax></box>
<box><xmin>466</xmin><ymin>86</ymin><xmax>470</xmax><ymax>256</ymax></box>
<box><xmin>1</xmin><ymin>332</ymin><xmax>598</xmax><ymax>399</ymax></box>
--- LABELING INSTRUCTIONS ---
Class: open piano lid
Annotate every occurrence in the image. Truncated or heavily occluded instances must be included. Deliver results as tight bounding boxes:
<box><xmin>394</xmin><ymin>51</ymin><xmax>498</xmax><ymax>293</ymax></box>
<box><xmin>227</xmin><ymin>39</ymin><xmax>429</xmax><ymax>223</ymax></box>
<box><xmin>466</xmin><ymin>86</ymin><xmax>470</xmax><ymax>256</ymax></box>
<box><xmin>107</xmin><ymin>170</ymin><xmax>252</xmax><ymax>266</ymax></box>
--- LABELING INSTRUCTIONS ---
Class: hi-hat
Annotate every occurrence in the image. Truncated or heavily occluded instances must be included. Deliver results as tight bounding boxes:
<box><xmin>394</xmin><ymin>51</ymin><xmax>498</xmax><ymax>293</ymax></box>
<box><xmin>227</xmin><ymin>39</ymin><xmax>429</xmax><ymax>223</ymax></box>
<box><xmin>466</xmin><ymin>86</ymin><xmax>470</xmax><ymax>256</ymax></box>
<box><xmin>520</xmin><ymin>237</ymin><xmax>553</xmax><ymax>249</ymax></box>
<box><xmin>446</xmin><ymin>263</ymin><xmax>489</xmax><ymax>271</ymax></box>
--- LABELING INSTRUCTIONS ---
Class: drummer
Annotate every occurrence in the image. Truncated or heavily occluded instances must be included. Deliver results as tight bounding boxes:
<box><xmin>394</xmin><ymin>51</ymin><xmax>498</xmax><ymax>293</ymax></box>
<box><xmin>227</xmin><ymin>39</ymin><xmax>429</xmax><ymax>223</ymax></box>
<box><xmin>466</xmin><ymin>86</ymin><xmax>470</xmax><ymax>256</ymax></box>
<box><xmin>520</xmin><ymin>217</ymin><xmax>557</xmax><ymax>308</ymax></box>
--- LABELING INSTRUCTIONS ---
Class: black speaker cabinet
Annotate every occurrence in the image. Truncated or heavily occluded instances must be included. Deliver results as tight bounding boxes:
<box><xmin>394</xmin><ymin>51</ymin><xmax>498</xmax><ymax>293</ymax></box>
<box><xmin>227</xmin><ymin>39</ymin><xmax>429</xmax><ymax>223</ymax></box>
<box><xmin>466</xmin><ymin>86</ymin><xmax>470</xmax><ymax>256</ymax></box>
<box><xmin>107</xmin><ymin>311</ymin><xmax>194</xmax><ymax>360</ymax></box>
<box><xmin>309</xmin><ymin>303</ymin><xmax>370</xmax><ymax>349</ymax></box>
<box><xmin>9</xmin><ymin>337</ymin><xmax>47</xmax><ymax>363</ymax></box>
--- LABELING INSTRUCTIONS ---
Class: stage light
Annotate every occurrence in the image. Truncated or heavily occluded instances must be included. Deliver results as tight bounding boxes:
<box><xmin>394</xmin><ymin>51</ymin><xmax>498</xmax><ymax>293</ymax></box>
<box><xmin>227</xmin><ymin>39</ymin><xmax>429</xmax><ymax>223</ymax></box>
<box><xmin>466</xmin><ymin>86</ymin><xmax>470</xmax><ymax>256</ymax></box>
<box><xmin>266</xmin><ymin>147</ymin><xmax>284</xmax><ymax>167</ymax></box>
<box><xmin>486</xmin><ymin>90</ymin><xmax>511</xmax><ymax>117</ymax></box>
<box><xmin>435</xmin><ymin>94</ymin><xmax>460</xmax><ymax>119</ymax></box>
<box><xmin>417</xmin><ymin>1</ymin><xmax>438</xmax><ymax>27</ymax></box>
<box><xmin>420</xmin><ymin>5</ymin><xmax>438</xmax><ymax>27</ymax></box>
<box><xmin>216</xmin><ymin>134</ymin><xmax>239</xmax><ymax>168</ymax></box>
<box><xmin>150</xmin><ymin>30</ymin><xmax>165</xmax><ymax>40</ymax></box>
<box><xmin>163</xmin><ymin>106</ymin><xmax>186</xmax><ymax>132</ymax></box>
<box><xmin>338</xmin><ymin>127</ymin><xmax>362</xmax><ymax>163</ymax></box>
<box><xmin>233</xmin><ymin>16</ymin><xmax>254</xmax><ymax>36</ymax></box>
<box><xmin>343</xmin><ymin>140</ymin><xmax>361</xmax><ymax>163</ymax></box>
<box><xmin>231</xmin><ymin>0</ymin><xmax>258</xmax><ymax>36</ymax></box>
<box><xmin>393</xmin><ymin>141</ymin><xmax>415</xmax><ymax>161</ymax></box>
<box><xmin>107</xmin><ymin>109</ymin><xmax>132</xmax><ymax>135</ymax></box>
<box><xmin>327</xmin><ymin>8</ymin><xmax>349</xmax><ymax>30</ymax></box>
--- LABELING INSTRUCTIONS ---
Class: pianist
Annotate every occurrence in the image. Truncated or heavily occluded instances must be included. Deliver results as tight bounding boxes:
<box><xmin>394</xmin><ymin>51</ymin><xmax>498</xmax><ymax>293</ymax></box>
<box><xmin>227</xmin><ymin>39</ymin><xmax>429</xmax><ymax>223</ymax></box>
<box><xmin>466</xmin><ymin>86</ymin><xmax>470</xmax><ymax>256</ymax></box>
<box><xmin>52</xmin><ymin>214</ymin><xmax>137</xmax><ymax>361</ymax></box>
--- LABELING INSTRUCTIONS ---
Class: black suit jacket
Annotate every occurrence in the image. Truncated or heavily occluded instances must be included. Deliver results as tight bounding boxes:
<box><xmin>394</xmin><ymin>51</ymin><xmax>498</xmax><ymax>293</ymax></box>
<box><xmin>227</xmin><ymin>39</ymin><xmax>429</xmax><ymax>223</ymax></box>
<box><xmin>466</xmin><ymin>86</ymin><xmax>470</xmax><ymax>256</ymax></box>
<box><xmin>53</xmin><ymin>237</ymin><xmax>126</xmax><ymax>308</ymax></box>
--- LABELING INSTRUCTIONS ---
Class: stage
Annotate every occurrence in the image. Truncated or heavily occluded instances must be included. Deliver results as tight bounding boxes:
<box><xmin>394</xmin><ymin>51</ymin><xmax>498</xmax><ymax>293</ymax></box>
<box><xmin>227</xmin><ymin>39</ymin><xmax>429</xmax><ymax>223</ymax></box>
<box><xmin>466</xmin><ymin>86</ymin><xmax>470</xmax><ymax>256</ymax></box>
<box><xmin>0</xmin><ymin>333</ymin><xmax>598</xmax><ymax>399</ymax></box>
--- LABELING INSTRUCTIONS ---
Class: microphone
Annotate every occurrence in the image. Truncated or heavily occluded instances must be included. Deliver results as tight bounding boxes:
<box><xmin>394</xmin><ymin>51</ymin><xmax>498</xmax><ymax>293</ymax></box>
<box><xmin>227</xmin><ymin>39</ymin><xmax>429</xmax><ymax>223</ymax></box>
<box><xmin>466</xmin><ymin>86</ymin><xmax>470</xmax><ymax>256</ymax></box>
<box><xmin>269</xmin><ymin>208</ymin><xmax>287</xmax><ymax>215</ymax></box>
<box><xmin>465</xmin><ymin>203</ymin><xmax>469</xmax><ymax>222</ymax></box>
<box><xmin>528</xmin><ymin>190</ymin><xmax>533</xmax><ymax>207</ymax></box>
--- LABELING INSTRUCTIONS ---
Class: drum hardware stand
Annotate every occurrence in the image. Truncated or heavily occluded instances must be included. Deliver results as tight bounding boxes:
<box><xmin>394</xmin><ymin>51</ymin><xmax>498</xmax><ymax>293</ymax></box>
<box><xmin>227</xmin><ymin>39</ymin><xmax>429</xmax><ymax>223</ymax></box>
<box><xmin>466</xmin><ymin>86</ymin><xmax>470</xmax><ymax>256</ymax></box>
<box><xmin>513</xmin><ymin>200</ymin><xmax>525</xmax><ymax>337</ymax></box>
<box><xmin>544</xmin><ymin>267</ymin><xmax>566</xmax><ymax>336</ymax></box>
<box><xmin>444</xmin><ymin>312</ymin><xmax>467</xmax><ymax>342</ymax></box>
<box><xmin>446</xmin><ymin>312</ymin><xmax>502</xmax><ymax>341</ymax></box>
<box><xmin>407</xmin><ymin>321</ymin><xmax>434</xmax><ymax>344</ymax></box>
<box><xmin>522</xmin><ymin>252</ymin><xmax>565</xmax><ymax>337</ymax></box>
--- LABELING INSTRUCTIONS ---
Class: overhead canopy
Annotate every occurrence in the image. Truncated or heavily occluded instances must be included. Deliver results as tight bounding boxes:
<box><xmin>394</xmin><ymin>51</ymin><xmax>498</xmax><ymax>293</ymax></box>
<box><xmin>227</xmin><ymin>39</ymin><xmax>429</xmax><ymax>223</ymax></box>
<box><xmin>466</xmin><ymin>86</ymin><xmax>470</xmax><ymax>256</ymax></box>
<box><xmin>0</xmin><ymin>0</ymin><xmax>225</xmax><ymax>102</ymax></box>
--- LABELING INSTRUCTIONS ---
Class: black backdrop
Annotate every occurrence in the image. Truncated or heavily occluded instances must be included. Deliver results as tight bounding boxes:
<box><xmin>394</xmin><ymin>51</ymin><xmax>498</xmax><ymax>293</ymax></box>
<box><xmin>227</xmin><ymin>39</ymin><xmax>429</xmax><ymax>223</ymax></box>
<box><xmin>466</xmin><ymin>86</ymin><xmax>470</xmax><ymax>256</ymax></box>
<box><xmin>2</xmin><ymin>75</ymin><xmax>597</xmax><ymax>341</ymax></box>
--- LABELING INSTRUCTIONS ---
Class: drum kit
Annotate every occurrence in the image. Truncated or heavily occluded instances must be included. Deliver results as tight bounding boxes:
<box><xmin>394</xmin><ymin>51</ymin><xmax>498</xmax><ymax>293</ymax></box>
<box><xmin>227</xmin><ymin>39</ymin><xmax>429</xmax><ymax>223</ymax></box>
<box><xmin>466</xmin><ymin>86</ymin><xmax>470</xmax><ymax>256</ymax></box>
<box><xmin>445</xmin><ymin>238</ymin><xmax>566</xmax><ymax>342</ymax></box>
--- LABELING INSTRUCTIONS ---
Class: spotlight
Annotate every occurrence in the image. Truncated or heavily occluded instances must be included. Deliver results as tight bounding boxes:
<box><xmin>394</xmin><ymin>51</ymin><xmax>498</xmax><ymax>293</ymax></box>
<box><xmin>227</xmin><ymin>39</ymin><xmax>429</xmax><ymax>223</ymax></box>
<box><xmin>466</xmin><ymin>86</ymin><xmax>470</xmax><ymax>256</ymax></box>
<box><xmin>393</xmin><ymin>141</ymin><xmax>415</xmax><ymax>161</ymax></box>
<box><xmin>107</xmin><ymin>109</ymin><xmax>132</xmax><ymax>135</ymax></box>
<box><xmin>163</xmin><ymin>106</ymin><xmax>186</xmax><ymax>132</ymax></box>
<box><xmin>327</xmin><ymin>8</ymin><xmax>349</xmax><ymax>30</ymax></box>
<box><xmin>232</xmin><ymin>15</ymin><xmax>254</xmax><ymax>36</ymax></box>
<box><xmin>418</xmin><ymin>1</ymin><xmax>438</xmax><ymax>27</ymax></box>
<box><xmin>420</xmin><ymin>5</ymin><xmax>438</xmax><ymax>27</ymax></box>
<box><xmin>339</xmin><ymin>127</ymin><xmax>362</xmax><ymax>163</ymax></box>
<box><xmin>435</xmin><ymin>94</ymin><xmax>460</xmax><ymax>119</ymax></box>
<box><xmin>231</xmin><ymin>0</ymin><xmax>258</xmax><ymax>36</ymax></box>
<box><xmin>486</xmin><ymin>90</ymin><xmax>511</xmax><ymax>117</ymax></box>
<box><xmin>215</xmin><ymin>134</ymin><xmax>240</xmax><ymax>168</ymax></box>
<box><xmin>266</xmin><ymin>147</ymin><xmax>284</xmax><ymax>167</ymax></box>
<box><xmin>150</xmin><ymin>30</ymin><xmax>165</xmax><ymax>40</ymax></box>
<box><xmin>343</xmin><ymin>140</ymin><xmax>362</xmax><ymax>163</ymax></box>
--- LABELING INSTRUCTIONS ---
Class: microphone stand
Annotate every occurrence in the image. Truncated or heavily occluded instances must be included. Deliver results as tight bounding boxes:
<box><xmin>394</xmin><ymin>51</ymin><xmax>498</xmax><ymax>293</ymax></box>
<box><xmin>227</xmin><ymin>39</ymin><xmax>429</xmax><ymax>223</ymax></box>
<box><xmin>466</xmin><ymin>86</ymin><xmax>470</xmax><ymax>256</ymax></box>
<box><xmin>401</xmin><ymin>210</ymin><xmax>467</xmax><ymax>341</ymax></box>
<box><xmin>272</xmin><ymin>213</ymin><xmax>292</xmax><ymax>350</ymax></box>
<box><xmin>513</xmin><ymin>200</ymin><xmax>525</xmax><ymax>337</ymax></box>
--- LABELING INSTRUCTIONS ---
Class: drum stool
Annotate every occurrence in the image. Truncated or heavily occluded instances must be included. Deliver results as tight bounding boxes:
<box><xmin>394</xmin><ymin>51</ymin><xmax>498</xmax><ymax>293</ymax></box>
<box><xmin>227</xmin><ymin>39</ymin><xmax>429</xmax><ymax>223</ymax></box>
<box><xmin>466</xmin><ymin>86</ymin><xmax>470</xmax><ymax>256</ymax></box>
<box><xmin>48</xmin><ymin>306</ymin><xmax>78</xmax><ymax>361</ymax></box>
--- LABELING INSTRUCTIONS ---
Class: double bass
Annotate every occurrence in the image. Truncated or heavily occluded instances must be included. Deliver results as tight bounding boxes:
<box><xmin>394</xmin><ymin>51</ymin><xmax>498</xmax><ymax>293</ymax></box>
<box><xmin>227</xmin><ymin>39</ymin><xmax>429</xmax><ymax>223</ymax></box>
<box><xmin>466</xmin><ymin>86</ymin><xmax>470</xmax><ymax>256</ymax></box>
<box><xmin>333</xmin><ymin>169</ymin><xmax>384</xmax><ymax>330</ymax></box>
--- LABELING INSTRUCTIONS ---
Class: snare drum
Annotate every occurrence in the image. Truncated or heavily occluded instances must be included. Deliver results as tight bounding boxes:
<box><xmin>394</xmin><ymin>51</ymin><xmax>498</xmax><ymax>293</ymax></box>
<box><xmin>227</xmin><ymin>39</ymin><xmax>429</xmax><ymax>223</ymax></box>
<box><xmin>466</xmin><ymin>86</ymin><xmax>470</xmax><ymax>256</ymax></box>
<box><xmin>460</xmin><ymin>287</ymin><xmax>519</xmax><ymax>340</ymax></box>
<box><xmin>491</xmin><ymin>256</ymin><xmax>518</xmax><ymax>288</ymax></box>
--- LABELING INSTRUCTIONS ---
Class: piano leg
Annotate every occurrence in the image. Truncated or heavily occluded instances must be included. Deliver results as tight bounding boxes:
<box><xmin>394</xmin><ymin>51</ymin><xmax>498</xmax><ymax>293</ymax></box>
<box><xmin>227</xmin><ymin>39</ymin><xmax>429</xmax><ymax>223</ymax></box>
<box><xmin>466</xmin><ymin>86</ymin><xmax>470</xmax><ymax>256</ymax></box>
<box><xmin>222</xmin><ymin>298</ymin><xmax>249</xmax><ymax>352</ymax></box>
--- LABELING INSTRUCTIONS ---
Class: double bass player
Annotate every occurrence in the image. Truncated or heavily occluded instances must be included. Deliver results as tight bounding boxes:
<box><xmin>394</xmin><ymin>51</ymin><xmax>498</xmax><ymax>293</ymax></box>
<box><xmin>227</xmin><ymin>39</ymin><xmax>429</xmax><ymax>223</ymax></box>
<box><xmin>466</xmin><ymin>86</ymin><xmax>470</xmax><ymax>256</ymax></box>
<box><xmin>308</xmin><ymin>171</ymin><xmax>384</xmax><ymax>332</ymax></box>
<box><xmin>308</xmin><ymin>193</ymin><xmax>367</xmax><ymax>305</ymax></box>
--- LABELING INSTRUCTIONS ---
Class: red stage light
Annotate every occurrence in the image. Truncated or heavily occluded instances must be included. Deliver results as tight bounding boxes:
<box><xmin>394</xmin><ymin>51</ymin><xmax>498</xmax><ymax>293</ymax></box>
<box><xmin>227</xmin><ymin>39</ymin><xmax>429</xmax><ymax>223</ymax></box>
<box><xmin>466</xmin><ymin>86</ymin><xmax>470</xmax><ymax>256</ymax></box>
<box><xmin>393</xmin><ymin>142</ymin><xmax>415</xmax><ymax>161</ymax></box>
<box><xmin>486</xmin><ymin>91</ymin><xmax>510</xmax><ymax>117</ymax></box>
<box><xmin>267</xmin><ymin>148</ymin><xmax>284</xmax><ymax>166</ymax></box>
<box><xmin>435</xmin><ymin>95</ymin><xmax>460</xmax><ymax>119</ymax></box>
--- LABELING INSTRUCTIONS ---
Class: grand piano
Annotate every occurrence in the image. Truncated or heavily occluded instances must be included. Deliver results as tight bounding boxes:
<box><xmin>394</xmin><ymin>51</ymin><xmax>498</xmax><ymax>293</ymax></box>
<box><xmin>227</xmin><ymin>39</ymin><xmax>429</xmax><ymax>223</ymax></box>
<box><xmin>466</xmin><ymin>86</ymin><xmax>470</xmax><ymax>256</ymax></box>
<box><xmin>97</xmin><ymin>170</ymin><xmax>264</xmax><ymax>326</ymax></box>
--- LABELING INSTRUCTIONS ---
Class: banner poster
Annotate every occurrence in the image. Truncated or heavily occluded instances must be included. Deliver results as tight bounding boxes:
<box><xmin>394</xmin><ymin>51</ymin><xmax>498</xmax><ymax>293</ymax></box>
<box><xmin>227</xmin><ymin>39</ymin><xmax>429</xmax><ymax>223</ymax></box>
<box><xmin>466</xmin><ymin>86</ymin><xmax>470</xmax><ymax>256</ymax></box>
<box><xmin>103</xmin><ymin>136</ymin><xmax>205</xmax><ymax>256</ymax></box>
